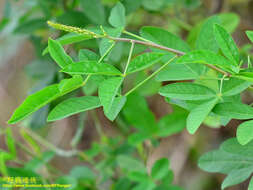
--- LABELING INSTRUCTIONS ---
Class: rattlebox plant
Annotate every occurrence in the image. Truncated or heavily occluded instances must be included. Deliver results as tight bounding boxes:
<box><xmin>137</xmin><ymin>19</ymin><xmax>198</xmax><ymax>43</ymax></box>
<box><xmin>2</xmin><ymin>0</ymin><xmax>253</xmax><ymax>189</ymax></box>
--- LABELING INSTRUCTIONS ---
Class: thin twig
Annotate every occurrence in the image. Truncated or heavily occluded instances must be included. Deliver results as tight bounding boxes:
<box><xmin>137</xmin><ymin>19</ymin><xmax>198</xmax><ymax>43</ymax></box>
<box><xmin>108</xmin><ymin>36</ymin><xmax>185</xmax><ymax>56</ymax></box>
<box><xmin>124</xmin><ymin>55</ymin><xmax>177</xmax><ymax>96</ymax></box>
<box><xmin>123</xmin><ymin>41</ymin><xmax>135</xmax><ymax>75</ymax></box>
<box><xmin>47</xmin><ymin>21</ymin><xmax>231</xmax><ymax>77</ymax></box>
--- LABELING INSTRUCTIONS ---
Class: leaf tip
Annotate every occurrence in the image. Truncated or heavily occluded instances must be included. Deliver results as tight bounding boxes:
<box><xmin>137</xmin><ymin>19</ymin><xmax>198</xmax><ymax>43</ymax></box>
<box><xmin>7</xmin><ymin>117</ymin><xmax>16</xmax><ymax>125</ymax></box>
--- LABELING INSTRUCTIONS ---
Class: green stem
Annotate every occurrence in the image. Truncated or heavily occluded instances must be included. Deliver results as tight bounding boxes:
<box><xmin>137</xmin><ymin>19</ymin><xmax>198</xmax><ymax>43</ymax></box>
<box><xmin>124</xmin><ymin>56</ymin><xmax>177</xmax><ymax>96</ymax></box>
<box><xmin>219</xmin><ymin>75</ymin><xmax>227</xmax><ymax>94</ymax></box>
<box><xmin>123</xmin><ymin>41</ymin><xmax>135</xmax><ymax>75</ymax></box>
<box><xmin>123</xmin><ymin>30</ymin><xmax>150</xmax><ymax>42</ymax></box>
<box><xmin>98</xmin><ymin>42</ymin><xmax>115</xmax><ymax>63</ymax></box>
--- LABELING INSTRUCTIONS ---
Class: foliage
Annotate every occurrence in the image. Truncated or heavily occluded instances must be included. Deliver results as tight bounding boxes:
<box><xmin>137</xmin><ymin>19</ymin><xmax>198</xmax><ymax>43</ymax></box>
<box><xmin>2</xmin><ymin>0</ymin><xmax>253</xmax><ymax>189</ymax></box>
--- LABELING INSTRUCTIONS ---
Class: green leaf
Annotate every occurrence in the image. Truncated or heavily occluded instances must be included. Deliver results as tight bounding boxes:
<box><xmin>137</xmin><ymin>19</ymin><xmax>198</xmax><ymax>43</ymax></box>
<box><xmin>8</xmin><ymin>77</ymin><xmax>83</xmax><ymax>124</ymax></box>
<box><xmin>187</xmin><ymin>98</ymin><xmax>218</xmax><ymax>134</ymax></box>
<box><xmin>234</xmin><ymin>72</ymin><xmax>253</xmax><ymax>82</ymax></box>
<box><xmin>140</xmin><ymin>26</ymin><xmax>191</xmax><ymax>53</ymax></box>
<box><xmin>223</xmin><ymin>168</ymin><xmax>252</xmax><ymax>189</ymax></box>
<box><xmin>117</xmin><ymin>155</ymin><xmax>146</xmax><ymax>173</ymax></box>
<box><xmin>198</xmin><ymin>138</ymin><xmax>253</xmax><ymax>189</ymax></box>
<box><xmin>48</xmin><ymin>38</ymin><xmax>73</xmax><ymax>68</ymax></box>
<box><xmin>199</xmin><ymin>150</ymin><xmax>247</xmax><ymax>174</ymax></box>
<box><xmin>99</xmin><ymin>27</ymin><xmax>122</xmax><ymax>58</ymax></box>
<box><xmin>157</xmin><ymin>105</ymin><xmax>188</xmax><ymax>137</ymax></box>
<box><xmin>58</xmin><ymin>75</ymin><xmax>83</xmax><ymax>94</ymax></box>
<box><xmin>221</xmin><ymin>138</ymin><xmax>253</xmax><ymax>157</ymax></box>
<box><xmin>70</xmin><ymin>166</ymin><xmax>95</xmax><ymax>180</ymax></box>
<box><xmin>99</xmin><ymin>39</ymin><xmax>115</xmax><ymax>59</ymax></box>
<box><xmin>237</xmin><ymin>120</ymin><xmax>253</xmax><ymax>145</ymax></box>
<box><xmin>135</xmin><ymin>71</ymin><xmax>161</xmax><ymax>96</ymax></box>
<box><xmin>214</xmin><ymin>24</ymin><xmax>240</xmax><ymax>64</ymax></box>
<box><xmin>156</xmin><ymin>63</ymin><xmax>205</xmax><ymax>81</ymax></box>
<box><xmin>123</xmin><ymin>93</ymin><xmax>157</xmax><ymax>134</ymax></box>
<box><xmin>79</xmin><ymin>49</ymin><xmax>99</xmax><ymax>61</ymax></box>
<box><xmin>222</xmin><ymin>78</ymin><xmax>251</xmax><ymax>96</ymax></box>
<box><xmin>141</xmin><ymin>0</ymin><xmax>165</xmax><ymax>11</ymax></box>
<box><xmin>8</xmin><ymin>84</ymin><xmax>60</xmax><ymax>124</ymax></box>
<box><xmin>128</xmin><ymin>171</ymin><xmax>149</xmax><ymax>182</ymax></box>
<box><xmin>177</xmin><ymin>50</ymin><xmax>238</xmax><ymax>73</ymax></box>
<box><xmin>57</xmin><ymin>33</ymin><xmax>93</xmax><ymax>46</ymax></box>
<box><xmin>151</xmin><ymin>158</ymin><xmax>170</xmax><ymax>180</ymax></box>
<box><xmin>80</xmin><ymin>0</ymin><xmax>105</xmax><ymax>25</ymax></box>
<box><xmin>98</xmin><ymin>77</ymin><xmax>124</xmax><ymax>113</ymax></box>
<box><xmin>43</xmin><ymin>33</ymin><xmax>92</xmax><ymax>55</ymax></box>
<box><xmin>61</xmin><ymin>61</ymin><xmax>122</xmax><ymax>76</ymax></box>
<box><xmin>196</xmin><ymin>15</ymin><xmax>220</xmax><ymax>52</ymax></box>
<box><xmin>133</xmin><ymin>181</ymin><xmax>156</xmax><ymax>190</ymax></box>
<box><xmin>126</xmin><ymin>52</ymin><xmax>165</xmax><ymax>74</ymax></box>
<box><xmin>249</xmin><ymin>176</ymin><xmax>253</xmax><ymax>190</ymax></box>
<box><xmin>55</xmin><ymin>176</ymin><xmax>77</xmax><ymax>190</ymax></box>
<box><xmin>195</xmin><ymin>69</ymin><xmax>219</xmax><ymax>92</ymax></box>
<box><xmin>104</xmin><ymin>96</ymin><xmax>127</xmax><ymax>121</ymax></box>
<box><xmin>128</xmin><ymin>133</ymin><xmax>151</xmax><ymax>145</ymax></box>
<box><xmin>109</xmin><ymin>2</ymin><xmax>126</xmax><ymax>28</ymax></box>
<box><xmin>159</xmin><ymin>82</ymin><xmax>216</xmax><ymax>100</ymax></box>
<box><xmin>122</xmin><ymin>0</ymin><xmax>142</xmax><ymax>14</ymax></box>
<box><xmin>56</xmin><ymin>10</ymin><xmax>89</xmax><ymax>27</ymax></box>
<box><xmin>213</xmin><ymin>102</ymin><xmax>253</xmax><ymax>120</ymax></box>
<box><xmin>47</xmin><ymin>96</ymin><xmax>101</xmax><ymax>121</ymax></box>
<box><xmin>219</xmin><ymin>13</ymin><xmax>240</xmax><ymax>33</ymax></box>
<box><xmin>114</xmin><ymin>178</ymin><xmax>132</xmax><ymax>190</ymax></box>
<box><xmin>0</xmin><ymin>154</ymin><xmax>8</xmax><ymax>176</ymax></box>
<box><xmin>82</xmin><ymin>75</ymin><xmax>105</xmax><ymax>95</ymax></box>
<box><xmin>5</xmin><ymin>128</ymin><xmax>16</xmax><ymax>159</ymax></box>
<box><xmin>246</xmin><ymin>31</ymin><xmax>253</xmax><ymax>43</ymax></box>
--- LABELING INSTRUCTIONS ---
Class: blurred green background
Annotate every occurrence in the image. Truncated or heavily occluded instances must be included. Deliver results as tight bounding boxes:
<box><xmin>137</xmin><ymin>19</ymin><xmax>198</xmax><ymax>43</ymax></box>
<box><xmin>0</xmin><ymin>0</ymin><xmax>253</xmax><ymax>190</ymax></box>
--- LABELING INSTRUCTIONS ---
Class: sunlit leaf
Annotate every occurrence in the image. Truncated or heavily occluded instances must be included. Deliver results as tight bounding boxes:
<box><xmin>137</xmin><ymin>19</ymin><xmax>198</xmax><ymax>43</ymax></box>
<box><xmin>126</xmin><ymin>52</ymin><xmax>165</xmax><ymax>74</ymax></box>
<box><xmin>196</xmin><ymin>15</ymin><xmax>220</xmax><ymax>52</ymax></box>
<box><xmin>109</xmin><ymin>2</ymin><xmax>126</xmax><ymax>28</ymax></box>
<box><xmin>159</xmin><ymin>82</ymin><xmax>216</xmax><ymax>100</ymax></box>
<box><xmin>214</xmin><ymin>24</ymin><xmax>240</xmax><ymax>64</ymax></box>
<box><xmin>61</xmin><ymin>61</ymin><xmax>122</xmax><ymax>76</ymax></box>
<box><xmin>177</xmin><ymin>50</ymin><xmax>238</xmax><ymax>73</ymax></box>
<box><xmin>48</xmin><ymin>96</ymin><xmax>101</xmax><ymax>121</ymax></box>
<box><xmin>104</xmin><ymin>96</ymin><xmax>127</xmax><ymax>121</ymax></box>
<box><xmin>98</xmin><ymin>77</ymin><xmax>123</xmax><ymax>114</ymax></box>
<box><xmin>237</xmin><ymin>120</ymin><xmax>253</xmax><ymax>145</ymax></box>
<box><xmin>140</xmin><ymin>26</ymin><xmax>191</xmax><ymax>52</ymax></box>
<box><xmin>213</xmin><ymin>102</ymin><xmax>253</xmax><ymax>120</ymax></box>
<box><xmin>48</xmin><ymin>38</ymin><xmax>73</xmax><ymax>68</ymax></box>
<box><xmin>187</xmin><ymin>98</ymin><xmax>218</xmax><ymax>134</ymax></box>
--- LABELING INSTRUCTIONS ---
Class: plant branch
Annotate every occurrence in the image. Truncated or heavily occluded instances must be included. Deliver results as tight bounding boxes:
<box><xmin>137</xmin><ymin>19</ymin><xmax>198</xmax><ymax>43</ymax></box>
<box><xmin>205</xmin><ymin>64</ymin><xmax>230</xmax><ymax>77</ymax></box>
<box><xmin>123</xmin><ymin>30</ymin><xmax>151</xmax><ymax>42</ymax></box>
<box><xmin>123</xmin><ymin>41</ymin><xmax>135</xmax><ymax>75</ymax></box>
<box><xmin>108</xmin><ymin>36</ymin><xmax>185</xmax><ymax>56</ymax></box>
<box><xmin>47</xmin><ymin>21</ymin><xmax>231</xmax><ymax>77</ymax></box>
